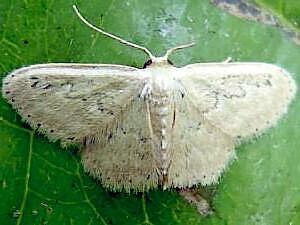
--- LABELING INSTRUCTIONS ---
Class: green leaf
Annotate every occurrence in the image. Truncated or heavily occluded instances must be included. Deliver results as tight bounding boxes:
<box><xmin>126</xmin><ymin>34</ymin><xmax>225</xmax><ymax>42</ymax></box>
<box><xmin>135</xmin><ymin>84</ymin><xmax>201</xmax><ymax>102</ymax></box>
<box><xmin>1</xmin><ymin>0</ymin><xmax>300</xmax><ymax>224</ymax></box>
<box><xmin>254</xmin><ymin>0</ymin><xmax>300</xmax><ymax>32</ymax></box>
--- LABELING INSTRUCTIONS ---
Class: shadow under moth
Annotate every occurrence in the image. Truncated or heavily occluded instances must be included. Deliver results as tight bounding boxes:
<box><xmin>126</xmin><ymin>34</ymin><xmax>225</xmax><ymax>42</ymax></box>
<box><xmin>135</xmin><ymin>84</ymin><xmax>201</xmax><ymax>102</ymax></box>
<box><xmin>2</xmin><ymin>5</ymin><xmax>296</xmax><ymax>215</ymax></box>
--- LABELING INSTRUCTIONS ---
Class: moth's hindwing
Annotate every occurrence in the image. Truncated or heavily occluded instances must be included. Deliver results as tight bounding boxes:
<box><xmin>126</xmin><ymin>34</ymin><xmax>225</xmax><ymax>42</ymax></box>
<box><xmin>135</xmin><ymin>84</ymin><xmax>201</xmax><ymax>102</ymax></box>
<box><xmin>82</xmin><ymin>99</ymin><xmax>159</xmax><ymax>192</ymax></box>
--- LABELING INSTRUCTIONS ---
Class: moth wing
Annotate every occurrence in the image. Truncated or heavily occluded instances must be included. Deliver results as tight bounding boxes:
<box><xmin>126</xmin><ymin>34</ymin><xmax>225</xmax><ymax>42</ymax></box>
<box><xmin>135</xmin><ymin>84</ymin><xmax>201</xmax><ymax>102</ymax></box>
<box><xmin>81</xmin><ymin>99</ymin><xmax>159</xmax><ymax>192</ymax></box>
<box><xmin>167</xmin><ymin>63</ymin><xmax>296</xmax><ymax>187</ymax></box>
<box><xmin>168</xmin><ymin>98</ymin><xmax>235</xmax><ymax>187</ymax></box>
<box><xmin>3</xmin><ymin>63</ymin><xmax>145</xmax><ymax>146</ymax></box>
<box><xmin>175</xmin><ymin>63</ymin><xmax>296</xmax><ymax>139</ymax></box>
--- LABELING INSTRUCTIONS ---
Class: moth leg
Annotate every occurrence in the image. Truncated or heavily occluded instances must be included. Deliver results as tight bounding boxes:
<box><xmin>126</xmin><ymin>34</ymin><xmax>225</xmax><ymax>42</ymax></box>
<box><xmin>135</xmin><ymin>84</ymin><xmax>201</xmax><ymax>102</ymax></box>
<box><xmin>179</xmin><ymin>188</ymin><xmax>214</xmax><ymax>216</ymax></box>
<box><xmin>222</xmin><ymin>57</ymin><xmax>232</xmax><ymax>63</ymax></box>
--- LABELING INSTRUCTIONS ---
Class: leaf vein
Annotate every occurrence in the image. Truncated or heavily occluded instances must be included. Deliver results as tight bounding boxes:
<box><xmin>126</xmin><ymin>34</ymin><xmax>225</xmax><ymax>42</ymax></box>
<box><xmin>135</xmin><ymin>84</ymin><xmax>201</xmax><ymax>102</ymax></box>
<box><xmin>16</xmin><ymin>131</ymin><xmax>34</xmax><ymax>225</ymax></box>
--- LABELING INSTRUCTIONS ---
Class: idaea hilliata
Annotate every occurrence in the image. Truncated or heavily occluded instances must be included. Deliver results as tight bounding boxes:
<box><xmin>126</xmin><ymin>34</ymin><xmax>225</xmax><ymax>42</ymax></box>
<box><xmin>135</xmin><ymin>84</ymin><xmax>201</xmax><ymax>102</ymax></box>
<box><xmin>2</xmin><ymin>5</ymin><xmax>296</xmax><ymax>192</ymax></box>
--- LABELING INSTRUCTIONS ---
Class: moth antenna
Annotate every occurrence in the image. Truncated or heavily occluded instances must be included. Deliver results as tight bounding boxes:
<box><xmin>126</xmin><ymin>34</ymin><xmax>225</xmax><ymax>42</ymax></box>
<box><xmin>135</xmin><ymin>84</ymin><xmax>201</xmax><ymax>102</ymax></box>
<box><xmin>72</xmin><ymin>5</ymin><xmax>156</xmax><ymax>61</ymax></box>
<box><xmin>163</xmin><ymin>42</ymin><xmax>196</xmax><ymax>60</ymax></box>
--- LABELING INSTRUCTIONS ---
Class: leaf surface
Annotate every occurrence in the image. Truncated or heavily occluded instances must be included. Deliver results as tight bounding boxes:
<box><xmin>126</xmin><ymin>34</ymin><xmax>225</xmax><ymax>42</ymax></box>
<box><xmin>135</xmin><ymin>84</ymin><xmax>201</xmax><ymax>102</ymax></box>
<box><xmin>0</xmin><ymin>0</ymin><xmax>300</xmax><ymax>224</ymax></box>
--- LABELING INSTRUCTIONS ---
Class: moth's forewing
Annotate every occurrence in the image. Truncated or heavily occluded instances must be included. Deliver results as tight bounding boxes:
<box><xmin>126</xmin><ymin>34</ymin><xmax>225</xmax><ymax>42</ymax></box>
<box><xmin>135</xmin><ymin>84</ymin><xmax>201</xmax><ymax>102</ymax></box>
<box><xmin>176</xmin><ymin>63</ymin><xmax>296</xmax><ymax>139</ymax></box>
<box><xmin>2</xmin><ymin>64</ymin><xmax>143</xmax><ymax>146</ymax></box>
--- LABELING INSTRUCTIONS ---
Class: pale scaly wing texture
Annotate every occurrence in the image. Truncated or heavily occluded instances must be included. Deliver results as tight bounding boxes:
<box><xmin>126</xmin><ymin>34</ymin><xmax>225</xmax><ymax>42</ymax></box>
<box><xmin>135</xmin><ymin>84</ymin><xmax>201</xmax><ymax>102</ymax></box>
<box><xmin>176</xmin><ymin>63</ymin><xmax>296</xmax><ymax>140</ymax></box>
<box><xmin>2</xmin><ymin>63</ymin><xmax>144</xmax><ymax>146</ymax></box>
<box><xmin>167</xmin><ymin>96</ymin><xmax>235</xmax><ymax>187</ymax></box>
<box><xmin>82</xmin><ymin>99</ymin><xmax>159</xmax><ymax>192</ymax></box>
<box><xmin>167</xmin><ymin>63</ymin><xmax>296</xmax><ymax>187</ymax></box>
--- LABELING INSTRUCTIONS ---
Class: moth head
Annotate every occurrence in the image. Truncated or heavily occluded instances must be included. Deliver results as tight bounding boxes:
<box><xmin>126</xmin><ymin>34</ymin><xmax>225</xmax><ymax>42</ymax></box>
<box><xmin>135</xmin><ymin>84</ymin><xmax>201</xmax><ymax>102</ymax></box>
<box><xmin>72</xmin><ymin>5</ymin><xmax>195</xmax><ymax>68</ymax></box>
<box><xmin>143</xmin><ymin>57</ymin><xmax>174</xmax><ymax>68</ymax></box>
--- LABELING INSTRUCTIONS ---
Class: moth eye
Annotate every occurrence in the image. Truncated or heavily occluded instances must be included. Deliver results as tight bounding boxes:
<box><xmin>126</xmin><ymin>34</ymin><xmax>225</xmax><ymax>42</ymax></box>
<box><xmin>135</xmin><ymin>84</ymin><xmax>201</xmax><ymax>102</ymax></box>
<box><xmin>37</xmin><ymin>123</ymin><xmax>41</xmax><ymax>127</ymax></box>
<box><xmin>142</xmin><ymin>59</ymin><xmax>153</xmax><ymax>68</ymax></box>
<box><xmin>50</xmin><ymin>129</ymin><xmax>54</xmax><ymax>133</ymax></box>
<box><xmin>27</xmin><ymin>115</ymin><xmax>31</xmax><ymax>118</ymax></box>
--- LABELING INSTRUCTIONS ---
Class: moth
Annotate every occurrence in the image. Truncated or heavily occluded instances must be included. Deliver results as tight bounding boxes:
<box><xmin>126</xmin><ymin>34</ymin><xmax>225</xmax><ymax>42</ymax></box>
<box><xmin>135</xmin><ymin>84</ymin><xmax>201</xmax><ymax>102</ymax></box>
<box><xmin>2</xmin><ymin>5</ymin><xmax>296</xmax><ymax>194</ymax></box>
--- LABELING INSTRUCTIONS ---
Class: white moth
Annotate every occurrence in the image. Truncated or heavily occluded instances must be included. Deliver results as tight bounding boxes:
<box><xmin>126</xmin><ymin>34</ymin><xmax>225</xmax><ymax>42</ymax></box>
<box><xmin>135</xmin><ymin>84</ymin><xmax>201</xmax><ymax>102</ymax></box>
<box><xmin>2</xmin><ymin>5</ymin><xmax>296</xmax><ymax>193</ymax></box>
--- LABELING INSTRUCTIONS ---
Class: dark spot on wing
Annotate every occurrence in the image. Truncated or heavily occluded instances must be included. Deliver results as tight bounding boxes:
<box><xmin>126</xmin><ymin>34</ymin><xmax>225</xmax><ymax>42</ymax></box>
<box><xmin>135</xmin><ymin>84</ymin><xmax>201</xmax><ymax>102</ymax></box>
<box><xmin>172</xmin><ymin>109</ymin><xmax>176</xmax><ymax>128</ymax></box>
<box><xmin>42</xmin><ymin>84</ymin><xmax>52</xmax><ymax>89</ymax></box>
<box><xmin>31</xmin><ymin>81</ymin><xmax>39</xmax><ymax>87</ymax></box>
<box><xmin>196</xmin><ymin>122</ymin><xmax>202</xmax><ymax>130</ymax></box>
<box><xmin>121</xmin><ymin>127</ymin><xmax>126</xmax><ymax>134</ymax></box>
<box><xmin>30</xmin><ymin>76</ymin><xmax>39</xmax><ymax>80</ymax></box>
<box><xmin>140</xmin><ymin>137</ymin><xmax>147</xmax><ymax>143</ymax></box>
